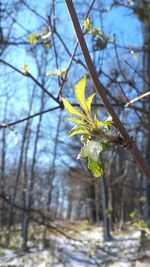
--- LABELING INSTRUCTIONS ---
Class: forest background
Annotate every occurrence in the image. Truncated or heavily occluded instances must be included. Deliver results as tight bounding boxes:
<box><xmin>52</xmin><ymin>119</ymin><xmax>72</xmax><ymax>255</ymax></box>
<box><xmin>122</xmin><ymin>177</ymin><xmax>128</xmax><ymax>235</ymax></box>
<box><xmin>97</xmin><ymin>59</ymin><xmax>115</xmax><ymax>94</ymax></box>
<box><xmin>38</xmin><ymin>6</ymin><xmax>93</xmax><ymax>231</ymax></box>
<box><xmin>0</xmin><ymin>0</ymin><xmax>150</xmax><ymax>260</ymax></box>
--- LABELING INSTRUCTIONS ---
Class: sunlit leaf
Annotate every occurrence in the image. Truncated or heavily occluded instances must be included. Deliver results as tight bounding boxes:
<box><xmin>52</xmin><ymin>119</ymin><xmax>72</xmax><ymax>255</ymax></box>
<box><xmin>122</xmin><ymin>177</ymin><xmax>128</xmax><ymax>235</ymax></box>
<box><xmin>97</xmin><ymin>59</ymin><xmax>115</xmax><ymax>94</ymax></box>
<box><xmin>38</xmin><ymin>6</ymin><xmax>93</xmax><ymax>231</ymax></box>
<box><xmin>80</xmin><ymin>135</ymin><xmax>89</xmax><ymax>145</ymax></box>
<box><xmin>77</xmin><ymin>140</ymin><xmax>103</xmax><ymax>161</ymax></box>
<box><xmin>86</xmin><ymin>93</ymin><xmax>96</xmax><ymax>114</ymax></box>
<box><xmin>61</xmin><ymin>98</ymin><xmax>86</xmax><ymax>118</ymax></box>
<box><xmin>93</xmin><ymin>114</ymin><xmax>102</xmax><ymax>128</ymax></box>
<box><xmin>69</xmin><ymin>126</ymin><xmax>89</xmax><ymax>137</ymax></box>
<box><xmin>87</xmin><ymin>140</ymin><xmax>103</xmax><ymax>161</ymax></box>
<box><xmin>83</xmin><ymin>18</ymin><xmax>92</xmax><ymax>33</ymax></box>
<box><xmin>46</xmin><ymin>68</ymin><xmax>67</xmax><ymax>78</ymax></box>
<box><xmin>77</xmin><ymin>145</ymin><xmax>89</xmax><ymax>159</ymax></box>
<box><xmin>88</xmin><ymin>157</ymin><xmax>103</xmax><ymax>177</ymax></box>
<box><xmin>105</xmin><ymin>115</ymin><xmax>114</xmax><ymax>130</ymax></box>
<box><xmin>75</xmin><ymin>77</ymin><xmax>87</xmax><ymax>113</ymax></box>
<box><xmin>21</xmin><ymin>64</ymin><xmax>29</xmax><ymax>74</ymax></box>
<box><xmin>46</xmin><ymin>70</ymin><xmax>60</xmax><ymax>76</ymax></box>
<box><xmin>27</xmin><ymin>33</ymin><xmax>40</xmax><ymax>45</ymax></box>
<box><xmin>67</xmin><ymin>118</ymin><xmax>85</xmax><ymax>126</ymax></box>
<box><xmin>60</xmin><ymin>68</ymin><xmax>67</xmax><ymax>78</ymax></box>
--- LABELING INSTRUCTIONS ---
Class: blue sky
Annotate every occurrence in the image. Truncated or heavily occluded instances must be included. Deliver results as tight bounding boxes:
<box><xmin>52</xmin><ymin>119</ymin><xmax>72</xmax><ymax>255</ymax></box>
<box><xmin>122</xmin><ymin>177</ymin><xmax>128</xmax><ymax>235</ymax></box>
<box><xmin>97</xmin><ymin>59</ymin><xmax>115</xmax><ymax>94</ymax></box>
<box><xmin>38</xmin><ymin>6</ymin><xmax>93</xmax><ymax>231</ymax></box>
<box><xmin>1</xmin><ymin>0</ymin><xmax>144</xmax><ymax>169</ymax></box>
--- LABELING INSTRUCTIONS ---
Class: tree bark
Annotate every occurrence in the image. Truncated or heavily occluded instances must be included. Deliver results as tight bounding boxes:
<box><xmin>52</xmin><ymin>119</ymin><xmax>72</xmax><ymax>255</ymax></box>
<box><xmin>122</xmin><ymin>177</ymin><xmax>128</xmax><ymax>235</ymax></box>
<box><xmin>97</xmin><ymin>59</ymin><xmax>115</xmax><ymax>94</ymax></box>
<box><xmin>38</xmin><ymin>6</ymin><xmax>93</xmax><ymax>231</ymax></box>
<box><xmin>65</xmin><ymin>0</ymin><xmax>150</xmax><ymax>179</ymax></box>
<box><xmin>99</xmin><ymin>176</ymin><xmax>112</xmax><ymax>241</ymax></box>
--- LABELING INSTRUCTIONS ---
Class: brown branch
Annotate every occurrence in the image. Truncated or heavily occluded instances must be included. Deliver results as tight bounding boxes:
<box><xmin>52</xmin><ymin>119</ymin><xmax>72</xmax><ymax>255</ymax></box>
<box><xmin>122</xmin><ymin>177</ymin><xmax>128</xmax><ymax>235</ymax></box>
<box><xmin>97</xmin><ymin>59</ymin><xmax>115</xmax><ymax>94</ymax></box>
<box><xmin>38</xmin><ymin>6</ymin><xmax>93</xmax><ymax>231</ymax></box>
<box><xmin>65</xmin><ymin>0</ymin><xmax>150</xmax><ymax>179</ymax></box>
<box><xmin>57</xmin><ymin>0</ymin><xmax>95</xmax><ymax>99</ymax></box>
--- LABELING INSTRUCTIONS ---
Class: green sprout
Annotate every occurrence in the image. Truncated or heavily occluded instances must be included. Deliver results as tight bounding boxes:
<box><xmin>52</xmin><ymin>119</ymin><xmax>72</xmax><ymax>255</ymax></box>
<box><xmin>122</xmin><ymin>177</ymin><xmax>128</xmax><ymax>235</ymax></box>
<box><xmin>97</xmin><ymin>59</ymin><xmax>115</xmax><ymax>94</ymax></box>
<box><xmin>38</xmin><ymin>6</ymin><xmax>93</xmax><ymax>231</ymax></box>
<box><xmin>46</xmin><ymin>68</ymin><xmax>67</xmax><ymax>78</ymax></box>
<box><xmin>61</xmin><ymin>77</ymin><xmax>114</xmax><ymax>177</ymax></box>
<box><xmin>83</xmin><ymin>18</ymin><xmax>109</xmax><ymax>50</ymax></box>
<box><xmin>27</xmin><ymin>29</ymin><xmax>51</xmax><ymax>48</ymax></box>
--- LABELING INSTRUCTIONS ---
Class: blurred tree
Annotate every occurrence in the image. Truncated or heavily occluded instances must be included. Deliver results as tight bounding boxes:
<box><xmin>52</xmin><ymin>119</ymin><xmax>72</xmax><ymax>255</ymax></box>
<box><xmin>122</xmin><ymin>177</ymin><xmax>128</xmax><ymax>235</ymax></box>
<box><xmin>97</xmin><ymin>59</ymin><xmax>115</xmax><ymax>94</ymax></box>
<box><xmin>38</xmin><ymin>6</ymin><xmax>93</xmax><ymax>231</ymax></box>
<box><xmin>0</xmin><ymin>0</ymin><xmax>150</xmax><ymax>250</ymax></box>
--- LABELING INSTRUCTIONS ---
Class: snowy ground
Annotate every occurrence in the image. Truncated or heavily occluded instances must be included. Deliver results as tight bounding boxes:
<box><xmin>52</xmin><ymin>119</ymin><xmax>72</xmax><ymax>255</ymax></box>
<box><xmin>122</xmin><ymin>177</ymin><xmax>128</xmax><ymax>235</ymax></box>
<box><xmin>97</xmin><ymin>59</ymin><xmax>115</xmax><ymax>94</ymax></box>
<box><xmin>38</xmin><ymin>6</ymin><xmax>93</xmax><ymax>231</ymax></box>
<box><xmin>0</xmin><ymin>224</ymin><xmax>150</xmax><ymax>267</ymax></box>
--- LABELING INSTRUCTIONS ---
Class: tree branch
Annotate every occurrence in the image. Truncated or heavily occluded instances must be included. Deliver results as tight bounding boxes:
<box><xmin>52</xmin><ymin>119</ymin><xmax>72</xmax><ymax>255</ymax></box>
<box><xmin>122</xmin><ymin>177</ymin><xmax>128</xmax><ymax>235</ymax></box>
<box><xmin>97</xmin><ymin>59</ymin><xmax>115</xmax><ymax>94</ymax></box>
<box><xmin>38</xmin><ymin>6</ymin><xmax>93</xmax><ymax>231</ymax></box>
<box><xmin>0</xmin><ymin>59</ymin><xmax>60</xmax><ymax>104</ymax></box>
<box><xmin>65</xmin><ymin>0</ymin><xmax>150</xmax><ymax>179</ymax></box>
<box><xmin>125</xmin><ymin>91</ymin><xmax>150</xmax><ymax>107</ymax></box>
<box><xmin>0</xmin><ymin>106</ymin><xmax>60</xmax><ymax>128</ymax></box>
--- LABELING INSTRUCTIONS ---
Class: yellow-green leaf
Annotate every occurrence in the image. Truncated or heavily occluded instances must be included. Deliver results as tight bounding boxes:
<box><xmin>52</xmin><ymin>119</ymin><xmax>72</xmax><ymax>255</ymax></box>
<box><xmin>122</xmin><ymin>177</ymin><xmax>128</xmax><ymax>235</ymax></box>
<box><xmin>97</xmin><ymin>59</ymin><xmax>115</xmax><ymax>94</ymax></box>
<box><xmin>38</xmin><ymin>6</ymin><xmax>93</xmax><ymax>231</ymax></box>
<box><xmin>88</xmin><ymin>157</ymin><xmax>103</xmax><ymax>177</ymax></box>
<box><xmin>83</xmin><ymin>18</ymin><xmax>92</xmax><ymax>33</ymax></box>
<box><xmin>46</xmin><ymin>68</ymin><xmax>67</xmax><ymax>78</ymax></box>
<box><xmin>61</xmin><ymin>98</ymin><xmax>86</xmax><ymax>119</ymax></box>
<box><xmin>44</xmin><ymin>40</ymin><xmax>51</xmax><ymax>48</ymax></box>
<box><xmin>27</xmin><ymin>33</ymin><xmax>40</xmax><ymax>45</ymax></box>
<box><xmin>86</xmin><ymin>93</ymin><xmax>96</xmax><ymax>114</ymax></box>
<box><xmin>69</xmin><ymin>126</ymin><xmax>89</xmax><ymax>137</ymax></box>
<box><xmin>21</xmin><ymin>64</ymin><xmax>29</xmax><ymax>74</ymax></box>
<box><xmin>67</xmin><ymin>118</ymin><xmax>85</xmax><ymax>126</ymax></box>
<box><xmin>75</xmin><ymin>77</ymin><xmax>87</xmax><ymax>113</ymax></box>
<box><xmin>94</xmin><ymin>114</ymin><xmax>101</xmax><ymax>128</ymax></box>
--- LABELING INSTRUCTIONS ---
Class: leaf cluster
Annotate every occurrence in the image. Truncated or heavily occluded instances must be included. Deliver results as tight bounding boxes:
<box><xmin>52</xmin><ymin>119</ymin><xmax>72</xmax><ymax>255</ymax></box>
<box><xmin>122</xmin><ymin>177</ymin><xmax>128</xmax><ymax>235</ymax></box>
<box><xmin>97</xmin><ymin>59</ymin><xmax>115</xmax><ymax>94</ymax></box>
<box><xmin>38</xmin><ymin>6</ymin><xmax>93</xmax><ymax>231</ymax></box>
<box><xmin>83</xmin><ymin>18</ymin><xmax>109</xmax><ymax>50</ymax></box>
<box><xmin>61</xmin><ymin>77</ymin><xmax>114</xmax><ymax>177</ymax></box>
<box><xmin>27</xmin><ymin>29</ymin><xmax>51</xmax><ymax>48</ymax></box>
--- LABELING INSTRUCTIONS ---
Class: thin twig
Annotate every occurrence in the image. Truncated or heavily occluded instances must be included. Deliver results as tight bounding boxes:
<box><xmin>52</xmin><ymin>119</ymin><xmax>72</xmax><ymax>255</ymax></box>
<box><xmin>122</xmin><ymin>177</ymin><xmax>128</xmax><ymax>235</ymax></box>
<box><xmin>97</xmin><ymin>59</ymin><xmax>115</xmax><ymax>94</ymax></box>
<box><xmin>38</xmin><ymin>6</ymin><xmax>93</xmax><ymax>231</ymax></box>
<box><xmin>65</xmin><ymin>0</ymin><xmax>150</xmax><ymax>179</ymax></box>
<box><xmin>125</xmin><ymin>91</ymin><xmax>150</xmax><ymax>107</ymax></box>
<box><xmin>0</xmin><ymin>106</ymin><xmax>60</xmax><ymax>128</ymax></box>
<box><xmin>57</xmin><ymin>0</ymin><xmax>96</xmax><ymax>99</ymax></box>
<box><xmin>0</xmin><ymin>59</ymin><xmax>60</xmax><ymax>104</ymax></box>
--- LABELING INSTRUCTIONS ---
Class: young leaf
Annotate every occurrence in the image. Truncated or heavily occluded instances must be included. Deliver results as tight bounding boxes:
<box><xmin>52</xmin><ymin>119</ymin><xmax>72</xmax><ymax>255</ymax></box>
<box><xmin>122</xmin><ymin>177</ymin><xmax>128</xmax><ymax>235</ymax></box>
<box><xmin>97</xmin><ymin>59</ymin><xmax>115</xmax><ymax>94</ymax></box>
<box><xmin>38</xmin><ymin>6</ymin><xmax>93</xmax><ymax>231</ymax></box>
<box><xmin>46</xmin><ymin>68</ymin><xmax>67</xmax><ymax>78</ymax></box>
<box><xmin>93</xmin><ymin>114</ymin><xmax>102</xmax><ymax>128</ymax></box>
<box><xmin>77</xmin><ymin>145</ymin><xmax>89</xmax><ymax>159</ymax></box>
<box><xmin>75</xmin><ymin>77</ymin><xmax>87</xmax><ymax>113</ymax></box>
<box><xmin>21</xmin><ymin>65</ymin><xmax>29</xmax><ymax>74</ymax></box>
<box><xmin>69</xmin><ymin>126</ymin><xmax>90</xmax><ymax>137</ymax></box>
<box><xmin>105</xmin><ymin>115</ymin><xmax>114</xmax><ymax>130</ymax></box>
<box><xmin>61</xmin><ymin>98</ymin><xmax>86</xmax><ymax>119</ymax></box>
<box><xmin>44</xmin><ymin>40</ymin><xmax>51</xmax><ymax>49</ymax></box>
<box><xmin>80</xmin><ymin>135</ymin><xmax>89</xmax><ymax>145</ymax></box>
<box><xmin>87</xmin><ymin>140</ymin><xmax>103</xmax><ymax>161</ymax></box>
<box><xmin>92</xmin><ymin>28</ymin><xmax>101</xmax><ymax>37</ymax></box>
<box><xmin>27</xmin><ymin>33</ymin><xmax>40</xmax><ymax>45</ymax></box>
<box><xmin>83</xmin><ymin>18</ymin><xmax>92</xmax><ymax>33</ymax></box>
<box><xmin>67</xmin><ymin>118</ymin><xmax>85</xmax><ymax>126</ymax></box>
<box><xmin>86</xmin><ymin>93</ymin><xmax>96</xmax><ymax>114</ymax></box>
<box><xmin>77</xmin><ymin>140</ymin><xmax>103</xmax><ymax>161</ymax></box>
<box><xmin>88</xmin><ymin>157</ymin><xmax>103</xmax><ymax>177</ymax></box>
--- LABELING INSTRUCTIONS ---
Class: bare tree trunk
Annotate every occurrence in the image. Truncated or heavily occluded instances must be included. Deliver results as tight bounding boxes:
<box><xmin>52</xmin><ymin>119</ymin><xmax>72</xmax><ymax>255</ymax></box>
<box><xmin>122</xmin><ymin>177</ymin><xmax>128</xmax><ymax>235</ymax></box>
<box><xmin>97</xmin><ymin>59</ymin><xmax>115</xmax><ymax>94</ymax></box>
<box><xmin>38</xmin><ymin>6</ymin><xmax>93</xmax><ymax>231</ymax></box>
<box><xmin>95</xmin><ymin>179</ymin><xmax>100</xmax><ymax>226</ymax></box>
<box><xmin>21</xmin><ymin>85</ymin><xmax>36</xmax><ymax>251</ymax></box>
<box><xmin>99</xmin><ymin>176</ymin><xmax>112</xmax><ymax>241</ymax></box>
<box><xmin>22</xmin><ymin>89</ymin><xmax>45</xmax><ymax>250</ymax></box>
<box><xmin>43</xmin><ymin>110</ymin><xmax>62</xmax><ymax>248</ymax></box>
<box><xmin>140</xmin><ymin>0</ymin><xmax>150</xmax><ymax>223</ymax></box>
<box><xmin>119</xmin><ymin>183</ymin><xmax>126</xmax><ymax>231</ymax></box>
<box><xmin>0</xmin><ymin>101</ymin><xmax>7</xmax><ymax>226</ymax></box>
<box><xmin>108</xmin><ymin>186</ymin><xmax>114</xmax><ymax>231</ymax></box>
<box><xmin>7</xmin><ymin>116</ymin><xmax>29</xmax><ymax>244</ymax></box>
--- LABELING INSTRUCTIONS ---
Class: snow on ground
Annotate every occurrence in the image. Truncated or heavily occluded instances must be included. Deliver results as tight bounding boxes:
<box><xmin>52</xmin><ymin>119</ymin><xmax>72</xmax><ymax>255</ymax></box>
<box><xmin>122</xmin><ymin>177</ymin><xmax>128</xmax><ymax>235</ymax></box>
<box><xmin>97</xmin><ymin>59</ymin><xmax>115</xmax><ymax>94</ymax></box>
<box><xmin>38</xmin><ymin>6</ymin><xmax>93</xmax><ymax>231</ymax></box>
<box><xmin>0</xmin><ymin>226</ymin><xmax>149</xmax><ymax>267</ymax></box>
